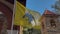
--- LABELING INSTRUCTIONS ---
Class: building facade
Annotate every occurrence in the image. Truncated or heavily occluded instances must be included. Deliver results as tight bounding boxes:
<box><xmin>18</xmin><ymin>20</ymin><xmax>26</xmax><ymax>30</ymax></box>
<box><xmin>41</xmin><ymin>10</ymin><xmax>60</xmax><ymax>34</ymax></box>
<box><xmin>0</xmin><ymin>0</ymin><xmax>14</xmax><ymax>34</ymax></box>
<box><xmin>0</xmin><ymin>0</ymin><xmax>26</xmax><ymax>34</ymax></box>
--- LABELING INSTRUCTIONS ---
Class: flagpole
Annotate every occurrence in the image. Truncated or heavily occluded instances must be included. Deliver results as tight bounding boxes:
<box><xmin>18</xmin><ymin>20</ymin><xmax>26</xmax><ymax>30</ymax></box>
<box><xmin>11</xmin><ymin>0</ymin><xmax>16</xmax><ymax>34</ymax></box>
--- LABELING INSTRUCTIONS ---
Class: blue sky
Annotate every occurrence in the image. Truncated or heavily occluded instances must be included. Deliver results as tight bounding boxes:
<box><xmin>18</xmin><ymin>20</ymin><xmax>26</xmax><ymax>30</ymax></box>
<box><xmin>26</xmin><ymin>0</ymin><xmax>56</xmax><ymax>15</ymax></box>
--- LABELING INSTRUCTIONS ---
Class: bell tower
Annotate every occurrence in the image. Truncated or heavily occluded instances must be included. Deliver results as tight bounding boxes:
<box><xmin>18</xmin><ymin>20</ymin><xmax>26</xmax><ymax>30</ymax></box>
<box><xmin>41</xmin><ymin>10</ymin><xmax>60</xmax><ymax>34</ymax></box>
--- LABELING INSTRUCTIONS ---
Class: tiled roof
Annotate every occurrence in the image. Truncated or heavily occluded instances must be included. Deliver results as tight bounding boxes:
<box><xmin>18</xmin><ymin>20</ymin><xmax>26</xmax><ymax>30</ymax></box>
<box><xmin>43</xmin><ymin>10</ymin><xmax>56</xmax><ymax>15</ymax></box>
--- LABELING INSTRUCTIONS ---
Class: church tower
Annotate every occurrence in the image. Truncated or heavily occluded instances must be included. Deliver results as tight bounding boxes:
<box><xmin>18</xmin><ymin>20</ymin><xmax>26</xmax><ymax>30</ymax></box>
<box><xmin>41</xmin><ymin>10</ymin><xmax>60</xmax><ymax>34</ymax></box>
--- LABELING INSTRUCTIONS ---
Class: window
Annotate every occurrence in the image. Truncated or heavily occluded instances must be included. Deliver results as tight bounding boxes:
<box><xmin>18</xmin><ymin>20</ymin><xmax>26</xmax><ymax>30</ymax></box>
<box><xmin>0</xmin><ymin>13</ymin><xmax>7</xmax><ymax>34</ymax></box>
<box><xmin>50</xmin><ymin>19</ymin><xmax>56</xmax><ymax>28</ymax></box>
<box><xmin>42</xmin><ymin>22</ymin><xmax>44</xmax><ymax>29</ymax></box>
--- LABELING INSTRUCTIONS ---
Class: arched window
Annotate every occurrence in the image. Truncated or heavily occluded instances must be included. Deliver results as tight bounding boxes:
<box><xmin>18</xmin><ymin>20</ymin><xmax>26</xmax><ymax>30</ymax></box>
<box><xmin>42</xmin><ymin>22</ymin><xmax>44</xmax><ymax>29</ymax></box>
<box><xmin>0</xmin><ymin>12</ymin><xmax>7</xmax><ymax>34</ymax></box>
<box><xmin>50</xmin><ymin>19</ymin><xmax>56</xmax><ymax>28</ymax></box>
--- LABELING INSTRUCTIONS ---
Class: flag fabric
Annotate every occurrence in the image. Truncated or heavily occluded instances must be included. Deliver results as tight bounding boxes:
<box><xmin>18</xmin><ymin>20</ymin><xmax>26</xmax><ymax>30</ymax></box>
<box><xmin>14</xmin><ymin>1</ymin><xmax>32</xmax><ymax>27</ymax></box>
<box><xmin>14</xmin><ymin>1</ymin><xmax>26</xmax><ymax>25</ymax></box>
<box><xmin>23</xmin><ymin>11</ymin><xmax>36</xmax><ymax>26</ymax></box>
<box><xmin>14</xmin><ymin>0</ymin><xmax>41</xmax><ymax>29</ymax></box>
<box><xmin>27</xmin><ymin>9</ymin><xmax>41</xmax><ymax>29</ymax></box>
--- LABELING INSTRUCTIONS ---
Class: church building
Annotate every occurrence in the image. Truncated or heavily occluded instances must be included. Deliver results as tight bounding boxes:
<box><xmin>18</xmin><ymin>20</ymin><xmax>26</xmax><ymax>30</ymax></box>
<box><xmin>40</xmin><ymin>10</ymin><xmax>60</xmax><ymax>34</ymax></box>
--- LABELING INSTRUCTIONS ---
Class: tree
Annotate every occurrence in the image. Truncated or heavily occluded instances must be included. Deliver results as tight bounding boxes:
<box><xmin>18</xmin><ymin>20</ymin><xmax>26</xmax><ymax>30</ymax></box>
<box><xmin>52</xmin><ymin>0</ymin><xmax>60</xmax><ymax>10</ymax></box>
<box><xmin>52</xmin><ymin>0</ymin><xmax>60</xmax><ymax>14</ymax></box>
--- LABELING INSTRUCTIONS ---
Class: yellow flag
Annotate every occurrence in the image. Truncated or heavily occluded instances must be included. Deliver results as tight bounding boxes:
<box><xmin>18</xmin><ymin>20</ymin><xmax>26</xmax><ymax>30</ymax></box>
<box><xmin>27</xmin><ymin>9</ymin><xmax>41</xmax><ymax>29</ymax></box>
<box><xmin>14</xmin><ymin>1</ymin><xmax>32</xmax><ymax>27</ymax></box>
<box><xmin>14</xmin><ymin>1</ymin><xmax>41</xmax><ymax>29</ymax></box>
<box><xmin>14</xmin><ymin>1</ymin><xmax>25</xmax><ymax>25</ymax></box>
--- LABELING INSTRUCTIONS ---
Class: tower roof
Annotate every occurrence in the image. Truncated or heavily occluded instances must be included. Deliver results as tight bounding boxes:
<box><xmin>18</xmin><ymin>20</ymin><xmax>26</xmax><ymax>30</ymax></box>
<box><xmin>43</xmin><ymin>10</ymin><xmax>56</xmax><ymax>15</ymax></box>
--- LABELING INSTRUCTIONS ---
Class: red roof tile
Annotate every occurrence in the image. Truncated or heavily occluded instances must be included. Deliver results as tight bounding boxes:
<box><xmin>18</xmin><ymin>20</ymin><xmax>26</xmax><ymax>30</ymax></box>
<box><xmin>43</xmin><ymin>10</ymin><xmax>56</xmax><ymax>15</ymax></box>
